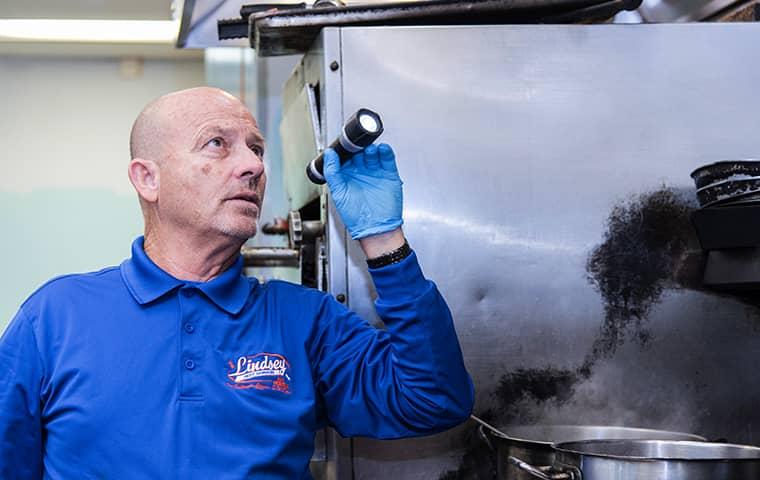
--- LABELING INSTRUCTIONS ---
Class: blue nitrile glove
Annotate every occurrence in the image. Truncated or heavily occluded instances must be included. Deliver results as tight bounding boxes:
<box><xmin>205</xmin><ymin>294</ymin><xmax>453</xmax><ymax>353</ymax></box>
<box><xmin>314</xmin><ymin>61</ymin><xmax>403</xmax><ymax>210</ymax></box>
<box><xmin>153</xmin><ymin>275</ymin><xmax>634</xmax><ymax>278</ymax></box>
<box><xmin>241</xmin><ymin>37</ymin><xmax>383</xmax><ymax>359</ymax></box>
<box><xmin>323</xmin><ymin>143</ymin><xmax>403</xmax><ymax>240</ymax></box>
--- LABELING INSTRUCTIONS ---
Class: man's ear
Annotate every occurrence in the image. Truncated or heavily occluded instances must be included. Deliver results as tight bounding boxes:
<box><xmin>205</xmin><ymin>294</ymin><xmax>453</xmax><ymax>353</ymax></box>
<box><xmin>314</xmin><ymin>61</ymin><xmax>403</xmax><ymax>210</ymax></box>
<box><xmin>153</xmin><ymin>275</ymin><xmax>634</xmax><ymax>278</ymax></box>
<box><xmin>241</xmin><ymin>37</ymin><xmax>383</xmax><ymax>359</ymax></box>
<box><xmin>128</xmin><ymin>158</ymin><xmax>160</xmax><ymax>203</ymax></box>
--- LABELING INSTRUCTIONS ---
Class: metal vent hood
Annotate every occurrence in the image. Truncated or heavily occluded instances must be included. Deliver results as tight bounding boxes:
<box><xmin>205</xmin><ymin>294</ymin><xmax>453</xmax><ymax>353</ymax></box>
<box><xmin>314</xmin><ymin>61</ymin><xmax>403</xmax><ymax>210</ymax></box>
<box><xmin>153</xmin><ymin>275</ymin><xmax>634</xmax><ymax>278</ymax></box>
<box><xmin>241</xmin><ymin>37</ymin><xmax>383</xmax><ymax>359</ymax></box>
<box><xmin>177</xmin><ymin>0</ymin><xmax>642</xmax><ymax>50</ymax></box>
<box><xmin>178</xmin><ymin>0</ymin><xmax>420</xmax><ymax>48</ymax></box>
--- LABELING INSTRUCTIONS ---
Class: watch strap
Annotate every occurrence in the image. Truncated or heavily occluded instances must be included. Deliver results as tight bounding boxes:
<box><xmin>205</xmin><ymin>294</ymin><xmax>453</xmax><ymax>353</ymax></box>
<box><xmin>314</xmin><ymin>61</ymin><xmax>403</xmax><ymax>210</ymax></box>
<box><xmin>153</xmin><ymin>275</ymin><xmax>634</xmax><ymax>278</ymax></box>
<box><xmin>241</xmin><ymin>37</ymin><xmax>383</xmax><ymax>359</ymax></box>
<box><xmin>366</xmin><ymin>240</ymin><xmax>412</xmax><ymax>269</ymax></box>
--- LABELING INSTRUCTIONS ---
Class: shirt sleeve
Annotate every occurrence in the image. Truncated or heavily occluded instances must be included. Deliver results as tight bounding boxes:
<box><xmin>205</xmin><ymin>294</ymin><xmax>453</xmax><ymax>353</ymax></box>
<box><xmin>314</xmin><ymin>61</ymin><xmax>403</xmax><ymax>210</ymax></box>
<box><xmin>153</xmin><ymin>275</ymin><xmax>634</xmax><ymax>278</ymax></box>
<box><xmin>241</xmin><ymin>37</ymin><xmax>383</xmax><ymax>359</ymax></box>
<box><xmin>308</xmin><ymin>251</ymin><xmax>474</xmax><ymax>439</ymax></box>
<box><xmin>0</xmin><ymin>308</ymin><xmax>45</xmax><ymax>479</ymax></box>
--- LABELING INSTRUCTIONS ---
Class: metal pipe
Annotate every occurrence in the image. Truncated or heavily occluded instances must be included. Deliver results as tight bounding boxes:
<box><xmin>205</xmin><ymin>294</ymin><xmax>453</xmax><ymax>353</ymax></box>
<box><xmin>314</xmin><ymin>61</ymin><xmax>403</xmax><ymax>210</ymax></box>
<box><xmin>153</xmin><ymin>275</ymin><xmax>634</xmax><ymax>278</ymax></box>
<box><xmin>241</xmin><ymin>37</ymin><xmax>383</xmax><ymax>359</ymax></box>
<box><xmin>302</xmin><ymin>220</ymin><xmax>325</xmax><ymax>241</ymax></box>
<box><xmin>240</xmin><ymin>246</ymin><xmax>300</xmax><ymax>267</ymax></box>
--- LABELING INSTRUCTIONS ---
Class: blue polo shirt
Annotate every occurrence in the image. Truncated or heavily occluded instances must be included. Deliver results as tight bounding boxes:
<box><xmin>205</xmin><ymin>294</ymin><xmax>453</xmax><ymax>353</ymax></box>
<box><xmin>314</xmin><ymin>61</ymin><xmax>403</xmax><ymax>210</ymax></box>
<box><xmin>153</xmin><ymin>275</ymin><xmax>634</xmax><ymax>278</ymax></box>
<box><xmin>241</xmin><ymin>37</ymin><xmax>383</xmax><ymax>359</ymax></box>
<box><xmin>0</xmin><ymin>237</ymin><xmax>474</xmax><ymax>479</ymax></box>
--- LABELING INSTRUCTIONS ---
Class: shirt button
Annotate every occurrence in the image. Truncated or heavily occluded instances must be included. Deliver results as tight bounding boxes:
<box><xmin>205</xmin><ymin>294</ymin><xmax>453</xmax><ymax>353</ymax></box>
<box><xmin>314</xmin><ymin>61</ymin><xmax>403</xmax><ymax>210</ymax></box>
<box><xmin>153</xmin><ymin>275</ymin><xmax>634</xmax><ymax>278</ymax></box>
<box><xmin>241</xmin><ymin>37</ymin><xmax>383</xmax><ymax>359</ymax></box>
<box><xmin>183</xmin><ymin>290</ymin><xmax>195</xmax><ymax>297</ymax></box>
<box><xmin>184</xmin><ymin>359</ymin><xmax>196</xmax><ymax>370</ymax></box>
<box><xmin>183</xmin><ymin>323</ymin><xmax>195</xmax><ymax>334</ymax></box>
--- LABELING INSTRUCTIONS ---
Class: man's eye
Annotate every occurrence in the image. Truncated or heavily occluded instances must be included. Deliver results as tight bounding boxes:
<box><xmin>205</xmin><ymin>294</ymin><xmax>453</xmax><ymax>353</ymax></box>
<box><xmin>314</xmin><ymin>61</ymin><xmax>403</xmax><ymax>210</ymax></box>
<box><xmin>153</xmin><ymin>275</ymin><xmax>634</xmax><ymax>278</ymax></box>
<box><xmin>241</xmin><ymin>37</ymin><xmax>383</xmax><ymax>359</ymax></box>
<box><xmin>206</xmin><ymin>137</ymin><xmax>225</xmax><ymax>149</ymax></box>
<box><xmin>249</xmin><ymin>145</ymin><xmax>264</xmax><ymax>156</ymax></box>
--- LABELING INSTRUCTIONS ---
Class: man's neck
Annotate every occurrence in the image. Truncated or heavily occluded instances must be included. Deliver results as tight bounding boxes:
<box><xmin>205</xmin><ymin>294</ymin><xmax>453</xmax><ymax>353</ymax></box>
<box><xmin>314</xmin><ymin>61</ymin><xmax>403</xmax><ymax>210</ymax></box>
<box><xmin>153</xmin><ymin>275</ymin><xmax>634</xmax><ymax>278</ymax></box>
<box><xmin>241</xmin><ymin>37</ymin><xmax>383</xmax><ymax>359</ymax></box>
<box><xmin>142</xmin><ymin>228</ymin><xmax>243</xmax><ymax>282</ymax></box>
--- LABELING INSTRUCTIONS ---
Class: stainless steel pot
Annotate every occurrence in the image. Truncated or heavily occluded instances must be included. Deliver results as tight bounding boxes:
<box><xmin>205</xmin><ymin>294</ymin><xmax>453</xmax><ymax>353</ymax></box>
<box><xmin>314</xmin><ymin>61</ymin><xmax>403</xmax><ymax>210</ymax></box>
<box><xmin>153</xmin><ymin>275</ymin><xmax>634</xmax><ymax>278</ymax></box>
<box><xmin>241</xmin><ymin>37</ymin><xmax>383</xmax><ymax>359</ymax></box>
<box><xmin>480</xmin><ymin>424</ymin><xmax>704</xmax><ymax>480</ymax></box>
<box><xmin>511</xmin><ymin>439</ymin><xmax>760</xmax><ymax>479</ymax></box>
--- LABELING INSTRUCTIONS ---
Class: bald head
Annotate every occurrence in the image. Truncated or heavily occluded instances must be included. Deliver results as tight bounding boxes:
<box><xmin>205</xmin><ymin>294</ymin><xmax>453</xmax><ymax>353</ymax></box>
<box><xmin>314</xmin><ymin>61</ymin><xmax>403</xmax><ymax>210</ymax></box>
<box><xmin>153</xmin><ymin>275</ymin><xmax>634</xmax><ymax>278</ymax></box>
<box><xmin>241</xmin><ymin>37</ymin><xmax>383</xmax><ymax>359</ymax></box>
<box><xmin>127</xmin><ymin>85</ymin><xmax>267</xmax><ymax>246</ymax></box>
<box><xmin>129</xmin><ymin>87</ymin><xmax>251</xmax><ymax>162</ymax></box>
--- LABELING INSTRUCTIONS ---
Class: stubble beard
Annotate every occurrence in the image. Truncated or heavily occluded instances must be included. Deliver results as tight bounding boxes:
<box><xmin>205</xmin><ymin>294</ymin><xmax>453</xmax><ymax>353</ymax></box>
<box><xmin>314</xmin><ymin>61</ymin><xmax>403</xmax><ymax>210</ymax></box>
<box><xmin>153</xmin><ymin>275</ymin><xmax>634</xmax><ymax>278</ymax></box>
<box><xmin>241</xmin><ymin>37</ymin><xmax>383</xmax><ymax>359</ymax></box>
<box><xmin>215</xmin><ymin>207</ymin><xmax>260</xmax><ymax>241</ymax></box>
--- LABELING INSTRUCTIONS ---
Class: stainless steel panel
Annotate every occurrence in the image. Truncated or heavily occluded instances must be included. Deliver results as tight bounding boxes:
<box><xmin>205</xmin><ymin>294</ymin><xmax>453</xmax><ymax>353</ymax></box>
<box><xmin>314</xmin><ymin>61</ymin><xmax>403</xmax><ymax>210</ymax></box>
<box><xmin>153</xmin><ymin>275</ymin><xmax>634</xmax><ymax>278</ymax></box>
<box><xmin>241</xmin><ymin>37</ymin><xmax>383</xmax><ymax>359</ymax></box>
<box><xmin>319</xmin><ymin>24</ymin><xmax>760</xmax><ymax>479</ymax></box>
<box><xmin>280</xmin><ymin>83</ymin><xmax>321</xmax><ymax>209</ymax></box>
<box><xmin>281</xmin><ymin>29</ymin><xmax>353</xmax><ymax>479</ymax></box>
<box><xmin>315</xmin><ymin>28</ymin><xmax>356</xmax><ymax>480</ymax></box>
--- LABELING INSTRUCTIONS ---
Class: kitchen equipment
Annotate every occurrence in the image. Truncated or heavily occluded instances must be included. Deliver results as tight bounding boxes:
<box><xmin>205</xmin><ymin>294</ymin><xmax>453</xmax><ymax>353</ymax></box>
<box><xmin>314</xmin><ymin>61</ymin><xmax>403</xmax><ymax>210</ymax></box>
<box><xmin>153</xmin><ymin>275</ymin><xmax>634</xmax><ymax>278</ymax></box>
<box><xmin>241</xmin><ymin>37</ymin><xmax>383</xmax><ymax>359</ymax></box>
<box><xmin>216</xmin><ymin>0</ymin><xmax>642</xmax><ymax>55</ymax></box>
<box><xmin>690</xmin><ymin>160</ymin><xmax>760</xmax><ymax>190</ymax></box>
<box><xmin>691</xmin><ymin>160</ymin><xmax>760</xmax><ymax>208</ymax></box>
<box><xmin>270</xmin><ymin>22</ymin><xmax>760</xmax><ymax>480</ymax></box>
<box><xmin>512</xmin><ymin>439</ymin><xmax>760</xmax><ymax>479</ymax></box>
<box><xmin>695</xmin><ymin>176</ymin><xmax>760</xmax><ymax>208</ymax></box>
<box><xmin>483</xmin><ymin>424</ymin><xmax>705</xmax><ymax>480</ymax></box>
<box><xmin>689</xmin><ymin>159</ymin><xmax>760</xmax><ymax>290</ymax></box>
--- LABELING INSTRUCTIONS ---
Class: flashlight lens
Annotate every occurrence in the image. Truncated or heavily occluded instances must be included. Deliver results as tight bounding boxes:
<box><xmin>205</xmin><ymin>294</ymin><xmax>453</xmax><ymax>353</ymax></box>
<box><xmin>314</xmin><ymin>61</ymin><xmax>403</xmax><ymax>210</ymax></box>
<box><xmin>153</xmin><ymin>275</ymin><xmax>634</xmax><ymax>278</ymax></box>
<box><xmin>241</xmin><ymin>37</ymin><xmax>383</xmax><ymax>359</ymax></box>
<box><xmin>358</xmin><ymin>113</ymin><xmax>379</xmax><ymax>133</ymax></box>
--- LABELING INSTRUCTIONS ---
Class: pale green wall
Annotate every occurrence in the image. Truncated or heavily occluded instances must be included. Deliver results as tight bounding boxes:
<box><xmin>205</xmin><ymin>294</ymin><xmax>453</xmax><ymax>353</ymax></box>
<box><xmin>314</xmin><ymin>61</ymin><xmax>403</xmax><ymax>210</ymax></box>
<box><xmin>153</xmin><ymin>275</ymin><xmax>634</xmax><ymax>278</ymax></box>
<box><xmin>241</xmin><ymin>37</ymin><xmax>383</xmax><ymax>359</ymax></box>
<box><xmin>0</xmin><ymin>189</ymin><xmax>143</xmax><ymax>324</ymax></box>
<box><xmin>0</xmin><ymin>55</ymin><xmax>205</xmax><ymax>331</ymax></box>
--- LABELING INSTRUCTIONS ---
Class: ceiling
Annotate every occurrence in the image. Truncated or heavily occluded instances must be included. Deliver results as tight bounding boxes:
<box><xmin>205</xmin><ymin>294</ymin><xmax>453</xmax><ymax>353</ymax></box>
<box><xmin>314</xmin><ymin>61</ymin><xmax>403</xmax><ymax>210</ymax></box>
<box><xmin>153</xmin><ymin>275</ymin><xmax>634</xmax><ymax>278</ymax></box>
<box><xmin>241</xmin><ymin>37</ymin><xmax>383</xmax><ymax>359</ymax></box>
<box><xmin>0</xmin><ymin>1</ymin><xmax>205</xmax><ymax>59</ymax></box>
<box><xmin>0</xmin><ymin>0</ymin><xmax>175</xmax><ymax>20</ymax></box>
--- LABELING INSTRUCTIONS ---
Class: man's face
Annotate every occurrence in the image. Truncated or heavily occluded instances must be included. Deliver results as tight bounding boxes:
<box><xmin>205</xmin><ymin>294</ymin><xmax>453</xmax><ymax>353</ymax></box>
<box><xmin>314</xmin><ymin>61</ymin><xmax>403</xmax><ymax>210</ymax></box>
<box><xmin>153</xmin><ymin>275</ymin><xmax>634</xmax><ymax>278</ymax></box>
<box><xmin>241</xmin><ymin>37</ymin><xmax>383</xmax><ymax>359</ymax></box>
<box><xmin>158</xmin><ymin>92</ymin><xmax>267</xmax><ymax>241</ymax></box>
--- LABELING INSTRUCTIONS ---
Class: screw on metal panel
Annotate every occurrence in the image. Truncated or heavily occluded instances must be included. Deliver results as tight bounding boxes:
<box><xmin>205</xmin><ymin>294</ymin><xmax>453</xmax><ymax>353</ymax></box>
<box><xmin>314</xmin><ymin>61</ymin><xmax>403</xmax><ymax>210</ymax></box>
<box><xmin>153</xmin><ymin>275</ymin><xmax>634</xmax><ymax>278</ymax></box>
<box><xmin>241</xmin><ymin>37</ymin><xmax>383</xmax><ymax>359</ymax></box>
<box><xmin>330</xmin><ymin>61</ymin><xmax>339</xmax><ymax>71</ymax></box>
<box><xmin>336</xmin><ymin>293</ymin><xmax>346</xmax><ymax>303</ymax></box>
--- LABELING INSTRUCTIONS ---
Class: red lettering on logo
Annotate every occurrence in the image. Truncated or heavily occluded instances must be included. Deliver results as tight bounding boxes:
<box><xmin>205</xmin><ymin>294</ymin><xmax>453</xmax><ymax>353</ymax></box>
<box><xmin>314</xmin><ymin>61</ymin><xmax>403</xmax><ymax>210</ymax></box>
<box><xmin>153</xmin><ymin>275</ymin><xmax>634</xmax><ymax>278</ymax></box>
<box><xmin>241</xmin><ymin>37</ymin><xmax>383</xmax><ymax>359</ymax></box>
<box><xmin>226</xmin><ymin>352</ymin><xmax>292</xmax><ymax>395</ymax></box>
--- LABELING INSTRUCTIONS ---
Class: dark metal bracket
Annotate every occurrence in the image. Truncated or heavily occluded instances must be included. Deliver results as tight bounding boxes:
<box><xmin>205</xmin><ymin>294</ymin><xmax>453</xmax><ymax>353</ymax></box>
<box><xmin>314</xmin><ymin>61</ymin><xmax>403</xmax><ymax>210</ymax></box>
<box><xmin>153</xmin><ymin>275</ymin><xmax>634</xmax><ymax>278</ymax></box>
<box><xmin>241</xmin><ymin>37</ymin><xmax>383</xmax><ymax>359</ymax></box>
<box><xmin>692</xmin><ymin>204</ymin><xmax>760</xmax><ymax>289</ymax></box>
<box><xmin>217</xmin><ymin>0</ymin><xmax>642</xmax><ymax>56</ymax></box>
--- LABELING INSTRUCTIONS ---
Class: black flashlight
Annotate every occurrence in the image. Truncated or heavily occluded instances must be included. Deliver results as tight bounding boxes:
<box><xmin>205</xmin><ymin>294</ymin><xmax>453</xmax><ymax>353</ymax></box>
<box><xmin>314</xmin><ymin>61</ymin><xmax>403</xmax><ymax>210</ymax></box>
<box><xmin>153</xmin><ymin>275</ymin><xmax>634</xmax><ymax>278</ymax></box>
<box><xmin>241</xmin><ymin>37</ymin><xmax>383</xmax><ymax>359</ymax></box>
<box><xmin>306</xmin><ymin>108</ymin><xmax>384</xmax><ymax>185</ymax></box>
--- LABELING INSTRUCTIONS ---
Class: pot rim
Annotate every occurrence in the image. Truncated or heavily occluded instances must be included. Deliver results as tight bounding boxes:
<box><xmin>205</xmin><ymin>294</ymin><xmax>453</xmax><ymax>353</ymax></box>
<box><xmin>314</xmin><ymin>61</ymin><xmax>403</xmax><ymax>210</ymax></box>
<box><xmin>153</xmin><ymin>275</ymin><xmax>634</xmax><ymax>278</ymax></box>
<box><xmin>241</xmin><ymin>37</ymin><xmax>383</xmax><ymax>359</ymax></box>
<box><xmin>553</xmin><ymin>439</ymin><xmax>760</xmax><ymax>462</ymax></box>
<box><xmin>489</xmin><ymin>424</ymin><xmax>706</xmax><ymax>446</ymax></box>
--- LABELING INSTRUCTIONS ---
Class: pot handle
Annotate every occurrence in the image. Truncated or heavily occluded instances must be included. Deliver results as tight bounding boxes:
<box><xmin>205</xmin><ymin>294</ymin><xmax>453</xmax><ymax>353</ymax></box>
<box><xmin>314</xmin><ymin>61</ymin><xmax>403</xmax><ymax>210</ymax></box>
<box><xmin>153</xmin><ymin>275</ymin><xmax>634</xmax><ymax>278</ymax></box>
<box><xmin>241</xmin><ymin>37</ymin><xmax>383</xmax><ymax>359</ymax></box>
<box><xmin>508</xmin><ymin>456</ymin><xmax>580</xmax><ymax>480</ymax></box>
<box><xmin>470</xmin><ymin>414</ymin><xmax>505</xmax><ymax>453</ymax></box>
<box><xmin>477</xmin><ymin>425</ymin><xmax>496</xmax><ymax>452</ymax></box>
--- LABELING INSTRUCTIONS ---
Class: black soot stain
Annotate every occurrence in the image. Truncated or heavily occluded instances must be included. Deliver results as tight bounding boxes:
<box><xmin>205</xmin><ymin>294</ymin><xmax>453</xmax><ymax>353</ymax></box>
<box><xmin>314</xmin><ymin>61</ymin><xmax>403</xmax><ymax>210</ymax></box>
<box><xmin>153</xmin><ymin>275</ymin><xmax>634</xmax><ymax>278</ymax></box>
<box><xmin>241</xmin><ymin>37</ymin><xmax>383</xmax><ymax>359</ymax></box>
<box><xmin>492</xmin><ymin>367</ymin><xmax>581</xmax><ymax>421</ymax></box>
<box><xmin>585</xmin><ymin>186</ymin><xmax>760</xmax><ymax>347</ymax></box>
<box><xmin>583</xmin><ymin>187</ymin><xmax>701</xmax><ymax>369</ymax></box>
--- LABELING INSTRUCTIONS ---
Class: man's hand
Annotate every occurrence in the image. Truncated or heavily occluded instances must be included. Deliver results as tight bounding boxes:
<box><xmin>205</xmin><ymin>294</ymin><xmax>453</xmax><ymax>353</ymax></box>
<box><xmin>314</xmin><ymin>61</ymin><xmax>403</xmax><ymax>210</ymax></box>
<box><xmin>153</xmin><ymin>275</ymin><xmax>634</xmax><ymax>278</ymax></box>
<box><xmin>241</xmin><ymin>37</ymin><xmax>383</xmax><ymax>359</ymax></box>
<box><xmin>323</xmin><ymin>143</ymin><xmax>403</xmax><ymax>244</ymax></box>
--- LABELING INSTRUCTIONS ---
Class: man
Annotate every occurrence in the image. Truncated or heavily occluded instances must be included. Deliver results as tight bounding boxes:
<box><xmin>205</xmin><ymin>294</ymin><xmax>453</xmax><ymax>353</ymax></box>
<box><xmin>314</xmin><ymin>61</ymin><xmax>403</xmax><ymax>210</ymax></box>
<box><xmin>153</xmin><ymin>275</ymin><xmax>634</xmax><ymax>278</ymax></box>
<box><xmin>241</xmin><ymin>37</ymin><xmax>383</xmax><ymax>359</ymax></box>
<box><xmin>0</xmin><ymin>87</ymin><xmax>474</xmax><ymax>478</ymax></box>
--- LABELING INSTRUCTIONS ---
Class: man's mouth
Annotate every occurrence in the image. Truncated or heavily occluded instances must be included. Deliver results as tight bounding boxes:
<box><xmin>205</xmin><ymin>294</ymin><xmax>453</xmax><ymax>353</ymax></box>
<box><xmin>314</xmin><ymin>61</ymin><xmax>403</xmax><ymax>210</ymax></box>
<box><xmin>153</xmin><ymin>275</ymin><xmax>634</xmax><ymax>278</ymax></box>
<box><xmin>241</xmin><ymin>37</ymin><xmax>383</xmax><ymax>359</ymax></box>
<box><xmin>227</xmin><ymin>193</ymin><xmax>260</xmax><ymax>205</ymax></box>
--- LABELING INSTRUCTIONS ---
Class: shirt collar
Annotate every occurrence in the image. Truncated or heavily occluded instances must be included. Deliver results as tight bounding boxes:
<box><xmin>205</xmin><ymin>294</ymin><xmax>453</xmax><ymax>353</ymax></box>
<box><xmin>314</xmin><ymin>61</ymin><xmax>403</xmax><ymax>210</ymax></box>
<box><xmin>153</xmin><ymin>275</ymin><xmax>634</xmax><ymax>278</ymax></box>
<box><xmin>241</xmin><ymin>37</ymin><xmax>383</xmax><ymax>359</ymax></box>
<box><xmin>120</xmin><ymin>236</ymin><xmax>252</xmax><ymax>315</ymax></box>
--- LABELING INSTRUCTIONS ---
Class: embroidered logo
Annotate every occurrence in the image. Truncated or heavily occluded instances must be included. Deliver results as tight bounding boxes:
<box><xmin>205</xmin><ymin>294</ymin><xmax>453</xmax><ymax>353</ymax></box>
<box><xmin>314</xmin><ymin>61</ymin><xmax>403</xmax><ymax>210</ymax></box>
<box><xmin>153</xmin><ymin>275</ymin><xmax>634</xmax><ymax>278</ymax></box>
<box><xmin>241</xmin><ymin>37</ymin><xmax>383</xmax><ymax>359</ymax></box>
<box><xmin>226</xmin><ymin>352</ymin><xmax>292</xmax><ymax>394</ymax></box>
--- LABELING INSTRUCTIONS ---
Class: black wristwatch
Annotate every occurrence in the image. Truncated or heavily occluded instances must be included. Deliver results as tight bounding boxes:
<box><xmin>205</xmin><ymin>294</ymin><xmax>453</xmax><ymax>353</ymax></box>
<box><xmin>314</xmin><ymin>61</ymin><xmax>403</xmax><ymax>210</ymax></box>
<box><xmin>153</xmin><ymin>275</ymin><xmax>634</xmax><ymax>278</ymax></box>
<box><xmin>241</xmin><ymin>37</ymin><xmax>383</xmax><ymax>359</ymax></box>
<box><xmin>366</xmin><ymin>239</ymin><xmax>412</xmax><ymax>269</ymax></box>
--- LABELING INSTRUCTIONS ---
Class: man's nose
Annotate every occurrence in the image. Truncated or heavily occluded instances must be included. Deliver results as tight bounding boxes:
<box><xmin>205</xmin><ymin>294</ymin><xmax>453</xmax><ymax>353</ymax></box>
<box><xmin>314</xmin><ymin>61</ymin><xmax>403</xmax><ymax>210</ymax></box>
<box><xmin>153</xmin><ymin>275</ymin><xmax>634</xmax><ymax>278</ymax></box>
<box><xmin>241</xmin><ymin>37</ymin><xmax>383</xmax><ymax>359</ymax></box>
<box><xmin>236</xmin><ymin>145</ymin><xmax>266</xmax><ymax>181</ymax></box>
